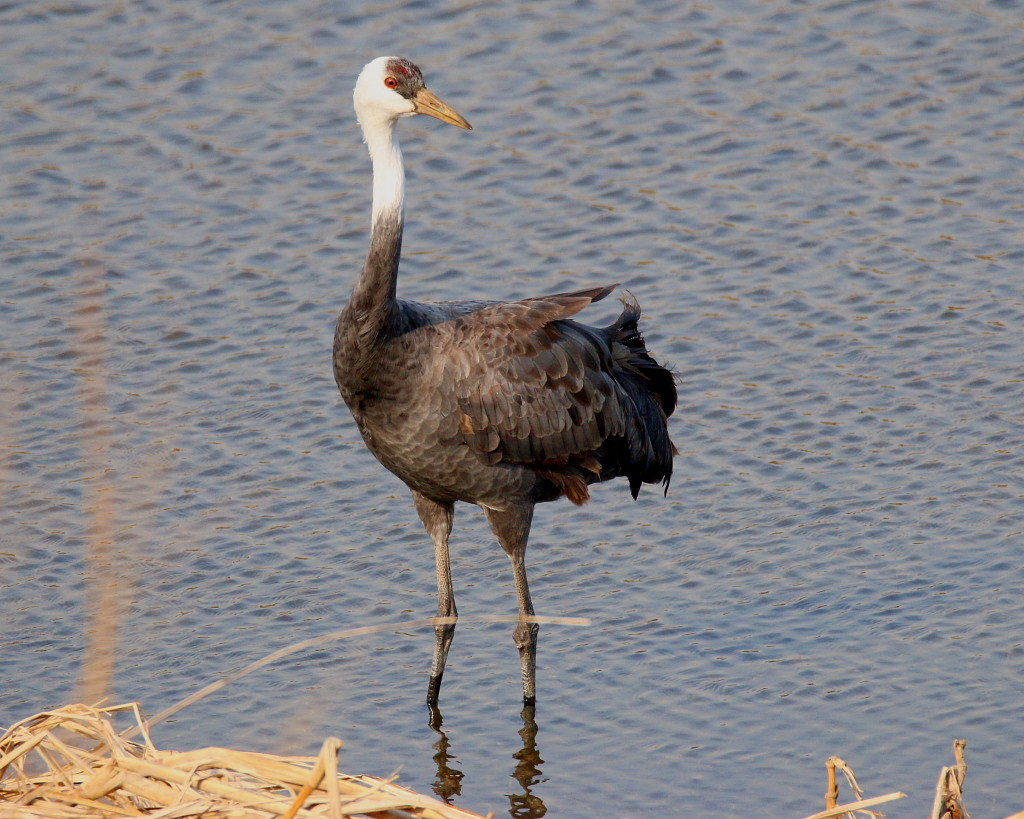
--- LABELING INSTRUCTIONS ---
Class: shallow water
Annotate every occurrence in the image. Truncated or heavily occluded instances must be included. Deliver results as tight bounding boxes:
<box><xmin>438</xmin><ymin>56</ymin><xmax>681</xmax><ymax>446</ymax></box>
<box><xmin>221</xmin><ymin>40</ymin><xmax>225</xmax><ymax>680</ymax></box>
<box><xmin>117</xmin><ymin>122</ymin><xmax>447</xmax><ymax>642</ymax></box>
<box><xmin>3</xmin><ymin>1</ymin><xmax>1024</xmax><ymax>816</ymax></box>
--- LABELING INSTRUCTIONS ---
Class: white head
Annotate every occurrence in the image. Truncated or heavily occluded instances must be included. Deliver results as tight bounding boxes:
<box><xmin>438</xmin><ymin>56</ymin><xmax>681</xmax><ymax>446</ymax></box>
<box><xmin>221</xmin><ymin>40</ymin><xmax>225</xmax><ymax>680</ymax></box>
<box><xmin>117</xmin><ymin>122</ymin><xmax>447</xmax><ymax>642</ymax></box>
<box><xmin>353</xmin><ymin>56</ymin><xmax>472</xmax><ymax>135</ymax></box>
<box><xmin>354</xmin><ymin>57</ymin><xmax>471</xmax><ymax>223</ymax></box>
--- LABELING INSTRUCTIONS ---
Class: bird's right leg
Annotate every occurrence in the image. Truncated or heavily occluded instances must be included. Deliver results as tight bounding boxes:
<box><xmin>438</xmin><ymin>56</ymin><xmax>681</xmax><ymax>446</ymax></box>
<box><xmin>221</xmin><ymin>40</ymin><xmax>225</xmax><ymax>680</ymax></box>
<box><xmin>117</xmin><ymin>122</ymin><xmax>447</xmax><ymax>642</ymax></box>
<box><xmin>485</xmin><ymin>503</ymin><xmax>538</xmax><ymax>705</ymax></box>
<box><xmin>413</xmin><ymin>491</ymin><xmax>456</xmax><ymax>706</ymax></box>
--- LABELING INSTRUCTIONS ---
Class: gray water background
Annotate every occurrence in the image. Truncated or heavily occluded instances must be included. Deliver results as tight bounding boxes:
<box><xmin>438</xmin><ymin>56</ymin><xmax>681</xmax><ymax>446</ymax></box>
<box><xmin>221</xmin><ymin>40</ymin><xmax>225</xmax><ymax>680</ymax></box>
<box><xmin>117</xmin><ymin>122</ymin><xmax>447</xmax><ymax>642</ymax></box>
<box><xmin>3</xmin><ymin>0</ymin><xmax>1024</xmax><ymax>816</ymax></box>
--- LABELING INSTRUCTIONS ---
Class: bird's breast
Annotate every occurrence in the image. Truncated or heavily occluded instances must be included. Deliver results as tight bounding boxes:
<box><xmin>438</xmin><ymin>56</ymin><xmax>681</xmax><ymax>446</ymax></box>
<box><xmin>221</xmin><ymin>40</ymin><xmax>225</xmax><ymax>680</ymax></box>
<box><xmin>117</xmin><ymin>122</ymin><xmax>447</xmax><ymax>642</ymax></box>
<box><xmin>333</xmin><ymin>318</ymin><xmax>541</xmax><ymax>504</ymax></box>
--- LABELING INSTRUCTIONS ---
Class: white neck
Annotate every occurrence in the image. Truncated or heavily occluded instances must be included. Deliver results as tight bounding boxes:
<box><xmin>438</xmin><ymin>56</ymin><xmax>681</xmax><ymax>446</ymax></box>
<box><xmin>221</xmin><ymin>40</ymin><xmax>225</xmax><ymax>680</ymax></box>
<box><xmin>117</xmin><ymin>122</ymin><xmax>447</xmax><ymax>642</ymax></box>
<box><xmin>361</xmin><ymin>113</ymin><xmax>405</xmax><ymax>225</ymax></box>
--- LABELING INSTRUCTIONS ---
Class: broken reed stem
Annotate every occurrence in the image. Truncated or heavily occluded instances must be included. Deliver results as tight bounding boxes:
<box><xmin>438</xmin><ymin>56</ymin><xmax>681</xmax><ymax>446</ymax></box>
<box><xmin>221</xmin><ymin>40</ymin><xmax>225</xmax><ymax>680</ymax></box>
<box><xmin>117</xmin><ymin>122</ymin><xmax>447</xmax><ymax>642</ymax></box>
<box><xmin>322</xmin><ymin>740</ymin><xmax>343</xmax><ymax>819</ymax></box>
<box><xmin>825</xmin><ymin>756</ymin><xmax>839</xmax><ymax>810</ymax></box>
<box><xmin>929</xmin><ymin>740</ymin><xmax>968</xmax><ymax>819</ymax></box>
<box><xmin>954</xmin><ymin>739</ymin><xmax>966</xmax><ymax>780</ymax></box>
<box><xmin>280</xmin><ymin>739</ymin><xmax>336</xmax><ymax>819</ymax></box>
<box><xmin>821</xmin><ymin>754</ymin><xmax>870</xmax><ymax>819</ymax></box>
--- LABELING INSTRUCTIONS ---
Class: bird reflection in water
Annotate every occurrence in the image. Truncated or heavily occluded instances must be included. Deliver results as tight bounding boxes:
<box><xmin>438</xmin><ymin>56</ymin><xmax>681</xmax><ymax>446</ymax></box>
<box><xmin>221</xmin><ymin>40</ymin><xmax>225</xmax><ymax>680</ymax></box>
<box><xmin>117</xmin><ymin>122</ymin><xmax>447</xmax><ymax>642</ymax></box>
<box><xmin>508</xmin><ymin>704</ymin><xmax>546</xmax><ymax>818</ymax></box>
<box><xmin>428</xmin><ymin>706</ymin><xmax>464</xmax><ymax>803</ymax></box>
<box><xmin>428</xmin><ymin>704</ymin><xmax>548</xmax><ymax>818</ymax></box>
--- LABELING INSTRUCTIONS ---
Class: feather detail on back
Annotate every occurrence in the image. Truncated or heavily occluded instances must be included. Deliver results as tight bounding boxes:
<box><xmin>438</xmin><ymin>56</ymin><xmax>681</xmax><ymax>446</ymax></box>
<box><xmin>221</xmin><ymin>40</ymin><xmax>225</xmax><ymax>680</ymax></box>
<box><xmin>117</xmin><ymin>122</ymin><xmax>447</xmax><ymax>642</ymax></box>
<box><xmin>432</xmin><ymin>285</ymin><xmax>676</xmax><ymax>504</ymax></box>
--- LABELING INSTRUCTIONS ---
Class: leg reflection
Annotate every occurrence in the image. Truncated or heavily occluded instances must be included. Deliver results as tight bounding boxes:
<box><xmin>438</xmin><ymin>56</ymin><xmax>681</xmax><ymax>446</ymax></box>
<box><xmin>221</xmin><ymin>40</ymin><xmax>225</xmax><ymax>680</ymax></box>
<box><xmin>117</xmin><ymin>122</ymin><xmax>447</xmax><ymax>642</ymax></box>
<box><xmin>508</xmin><ymin>703</ymin><xmax>546</xmax><ymax>819</ymax></box>
<box><xmin>427</xmin><ymin>703</ymin><xmax>548</xmax><ymax>819</ymax></box>
<box><xmin>428</xmin><ymin>705</ymin><xmax>464</xmax><ymax>803</ymax></box>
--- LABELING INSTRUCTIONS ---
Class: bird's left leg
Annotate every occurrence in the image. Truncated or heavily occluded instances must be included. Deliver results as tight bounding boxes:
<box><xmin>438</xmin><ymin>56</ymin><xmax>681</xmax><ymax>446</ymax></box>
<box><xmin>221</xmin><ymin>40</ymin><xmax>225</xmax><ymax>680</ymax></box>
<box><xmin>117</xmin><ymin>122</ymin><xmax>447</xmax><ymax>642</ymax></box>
<box><xmin>413</xmin><ymin>491</ymin><xmax>456</xmax><ymax>706</ymax></box>
<box><xmin>484</xmin><ymin>503</ymin><xmax>538</xmax><ymax>705</ymax></box>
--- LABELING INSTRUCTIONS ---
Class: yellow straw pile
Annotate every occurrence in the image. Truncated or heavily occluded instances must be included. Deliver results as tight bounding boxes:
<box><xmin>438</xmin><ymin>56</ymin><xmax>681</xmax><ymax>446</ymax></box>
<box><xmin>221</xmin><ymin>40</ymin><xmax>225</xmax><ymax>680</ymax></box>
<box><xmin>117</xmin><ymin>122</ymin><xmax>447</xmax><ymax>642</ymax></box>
<box><xmin>0</xmin><ymin>703</ymin><xmax>488</xmax><ymax>819</ymax></box>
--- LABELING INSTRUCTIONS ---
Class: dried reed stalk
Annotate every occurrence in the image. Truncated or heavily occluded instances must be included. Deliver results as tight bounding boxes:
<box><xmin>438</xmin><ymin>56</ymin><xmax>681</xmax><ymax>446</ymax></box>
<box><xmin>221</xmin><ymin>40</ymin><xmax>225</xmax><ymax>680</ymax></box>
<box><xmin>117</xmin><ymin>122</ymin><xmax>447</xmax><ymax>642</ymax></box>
<box><xmin>0</xmin><ymin>704</ymin><xmax>488</xmax><ymax>819</ymax></box>
<box><xmin>800</xmin><ymin>753</ymin><xmax>905</xmax><ymax>819</ymax></box>
<box><xmin>929</xmin><ymin>740</ymin><xmax>968</xmax><ymax>819</ymax></box>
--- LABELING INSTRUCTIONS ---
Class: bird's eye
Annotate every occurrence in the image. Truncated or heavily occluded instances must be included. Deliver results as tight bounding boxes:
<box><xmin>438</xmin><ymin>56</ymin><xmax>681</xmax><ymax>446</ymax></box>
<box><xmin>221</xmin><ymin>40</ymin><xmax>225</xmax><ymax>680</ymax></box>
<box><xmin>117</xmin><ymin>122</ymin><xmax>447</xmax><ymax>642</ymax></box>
<box><xmin>384</xmin><ymin>76</ymin><xmax>399</xmax><ymax>89</ymax></box>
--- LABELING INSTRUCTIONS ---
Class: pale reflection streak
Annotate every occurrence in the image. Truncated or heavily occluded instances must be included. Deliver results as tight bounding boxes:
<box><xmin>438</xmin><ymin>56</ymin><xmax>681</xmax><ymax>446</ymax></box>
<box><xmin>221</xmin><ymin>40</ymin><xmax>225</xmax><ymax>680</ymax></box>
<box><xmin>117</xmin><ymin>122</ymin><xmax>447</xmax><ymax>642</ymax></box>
<box><xmin>0</xmin><ymin>374</ymin><xmax>16</xmax><ymax>534</ymax></box>
<box><xmin>73</xmin><ymin>258</ymin><xmax>124</xmax><ymax>705</ymax></box>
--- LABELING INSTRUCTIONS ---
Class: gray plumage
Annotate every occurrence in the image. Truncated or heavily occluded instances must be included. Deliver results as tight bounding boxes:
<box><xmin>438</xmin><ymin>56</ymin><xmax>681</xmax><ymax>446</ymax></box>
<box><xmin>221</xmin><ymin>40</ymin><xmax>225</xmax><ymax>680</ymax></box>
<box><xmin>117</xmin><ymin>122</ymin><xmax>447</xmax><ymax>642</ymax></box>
<box><xmin>335</xmin><ymin>57</ymin><xmax>677</xmax><ymax>705</ymax></box>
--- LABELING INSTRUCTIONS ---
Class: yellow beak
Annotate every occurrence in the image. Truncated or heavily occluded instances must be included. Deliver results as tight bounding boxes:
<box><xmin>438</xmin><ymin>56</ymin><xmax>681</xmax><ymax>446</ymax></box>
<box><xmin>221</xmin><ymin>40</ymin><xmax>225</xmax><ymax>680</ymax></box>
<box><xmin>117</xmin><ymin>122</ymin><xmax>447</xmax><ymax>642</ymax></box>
<box><xmin>413</xmin><ymin>87</ymin><xmax>472</xmax><ymax>130</ymax></box>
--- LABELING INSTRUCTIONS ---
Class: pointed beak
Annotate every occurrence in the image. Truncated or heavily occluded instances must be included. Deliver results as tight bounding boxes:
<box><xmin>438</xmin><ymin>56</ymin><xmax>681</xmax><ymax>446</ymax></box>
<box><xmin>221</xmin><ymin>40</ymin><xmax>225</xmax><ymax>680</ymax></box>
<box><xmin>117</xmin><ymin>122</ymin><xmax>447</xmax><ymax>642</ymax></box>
<box><xmin>413</xmin><ymin>87</ymin><xmax>472</xmax><ymax>130</ymax></box>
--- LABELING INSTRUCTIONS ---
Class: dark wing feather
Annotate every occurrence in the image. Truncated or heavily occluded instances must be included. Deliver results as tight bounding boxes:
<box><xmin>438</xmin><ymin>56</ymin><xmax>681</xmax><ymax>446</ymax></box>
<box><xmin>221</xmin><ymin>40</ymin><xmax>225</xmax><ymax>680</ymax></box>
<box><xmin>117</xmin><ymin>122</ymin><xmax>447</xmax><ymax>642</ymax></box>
<box><xmin>438</xmin><ymin>286</ymin><xmax>629</xmax><ymax>469</ymax></box>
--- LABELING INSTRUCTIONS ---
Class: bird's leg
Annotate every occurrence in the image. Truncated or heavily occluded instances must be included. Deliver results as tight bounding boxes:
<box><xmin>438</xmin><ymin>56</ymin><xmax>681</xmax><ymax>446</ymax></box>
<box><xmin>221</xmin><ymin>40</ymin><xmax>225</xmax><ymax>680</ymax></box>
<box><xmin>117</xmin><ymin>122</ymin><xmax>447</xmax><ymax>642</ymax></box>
<box><xmin>485</xmin><ymin>503</ymin><xmax>538</xmax><ymax>705</ymax></box>
<box><xmin>413</xmin><ymin>491</ymin><xmax>456</xmax><ymax>706</ymax></box>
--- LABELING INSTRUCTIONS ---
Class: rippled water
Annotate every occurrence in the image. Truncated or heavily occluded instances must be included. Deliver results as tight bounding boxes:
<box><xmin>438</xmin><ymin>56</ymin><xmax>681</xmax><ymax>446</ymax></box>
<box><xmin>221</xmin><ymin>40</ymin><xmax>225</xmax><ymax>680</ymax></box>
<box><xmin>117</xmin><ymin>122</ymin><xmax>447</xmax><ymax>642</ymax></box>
<box><xmin>3</xmin><ymin>1</ymin><xmax>1024</xmax><ymax>816</ymax></box>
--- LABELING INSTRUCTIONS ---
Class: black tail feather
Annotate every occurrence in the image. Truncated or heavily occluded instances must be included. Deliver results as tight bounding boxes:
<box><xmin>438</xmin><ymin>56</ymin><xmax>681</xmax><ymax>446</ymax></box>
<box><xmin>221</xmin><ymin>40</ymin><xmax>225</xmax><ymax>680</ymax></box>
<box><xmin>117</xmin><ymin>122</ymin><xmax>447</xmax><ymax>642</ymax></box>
<box><xmin>605</xmin><ymin>298</ymin><xmax>677</xmax><ymax>498</ymax></box>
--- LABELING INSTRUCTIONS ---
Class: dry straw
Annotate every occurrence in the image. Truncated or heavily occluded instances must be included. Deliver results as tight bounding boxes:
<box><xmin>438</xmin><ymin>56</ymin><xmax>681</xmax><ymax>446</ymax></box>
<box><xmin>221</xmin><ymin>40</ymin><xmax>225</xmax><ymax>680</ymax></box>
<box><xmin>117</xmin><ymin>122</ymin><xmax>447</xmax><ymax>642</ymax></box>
<box><xmin>1</xmin><ymin>705</ymin><xmax>1021</xmax><ymax>819</ymax></box>
<box><xmin>0</xmin><ymin>702</ymin><xmax>489</xmax><ymax>819</ymax></box>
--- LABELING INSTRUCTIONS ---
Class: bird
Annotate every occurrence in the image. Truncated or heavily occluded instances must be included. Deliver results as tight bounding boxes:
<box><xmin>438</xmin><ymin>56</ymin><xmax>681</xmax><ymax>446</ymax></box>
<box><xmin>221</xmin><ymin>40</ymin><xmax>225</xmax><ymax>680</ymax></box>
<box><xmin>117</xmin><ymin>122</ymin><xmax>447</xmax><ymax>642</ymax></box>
<box><xmin>333</xmin><ymin>56</ymin><xmax>677</xmax><ymax>706</ymax></box>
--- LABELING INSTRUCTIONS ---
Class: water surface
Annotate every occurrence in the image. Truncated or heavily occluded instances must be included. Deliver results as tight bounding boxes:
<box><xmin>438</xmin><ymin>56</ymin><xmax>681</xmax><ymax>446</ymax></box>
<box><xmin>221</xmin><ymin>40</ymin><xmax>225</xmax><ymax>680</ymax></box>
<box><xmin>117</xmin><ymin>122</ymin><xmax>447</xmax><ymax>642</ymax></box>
<box><xmin>3</xmin><ymin>1</ymin><xmax>1024</xmax><ymax>817</ymax></box>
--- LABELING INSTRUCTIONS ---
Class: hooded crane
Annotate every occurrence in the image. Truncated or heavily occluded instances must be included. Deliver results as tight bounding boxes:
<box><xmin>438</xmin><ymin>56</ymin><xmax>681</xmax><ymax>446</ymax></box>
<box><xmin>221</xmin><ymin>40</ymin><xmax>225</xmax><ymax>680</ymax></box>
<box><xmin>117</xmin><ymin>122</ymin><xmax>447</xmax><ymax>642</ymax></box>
<box><xmin>334</xmin><ymin>56</ymin><xmax>677</xmax><ymax>706</ymax></box>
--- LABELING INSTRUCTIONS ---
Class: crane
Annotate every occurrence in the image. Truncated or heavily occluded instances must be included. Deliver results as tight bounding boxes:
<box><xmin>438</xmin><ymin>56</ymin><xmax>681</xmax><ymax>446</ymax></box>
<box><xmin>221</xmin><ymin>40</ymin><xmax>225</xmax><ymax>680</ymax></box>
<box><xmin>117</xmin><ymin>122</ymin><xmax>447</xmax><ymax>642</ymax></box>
<box><xmin>334</xmin><ymin>56</ymin><xmax>677</xmax><ymax>705</ymax></box>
